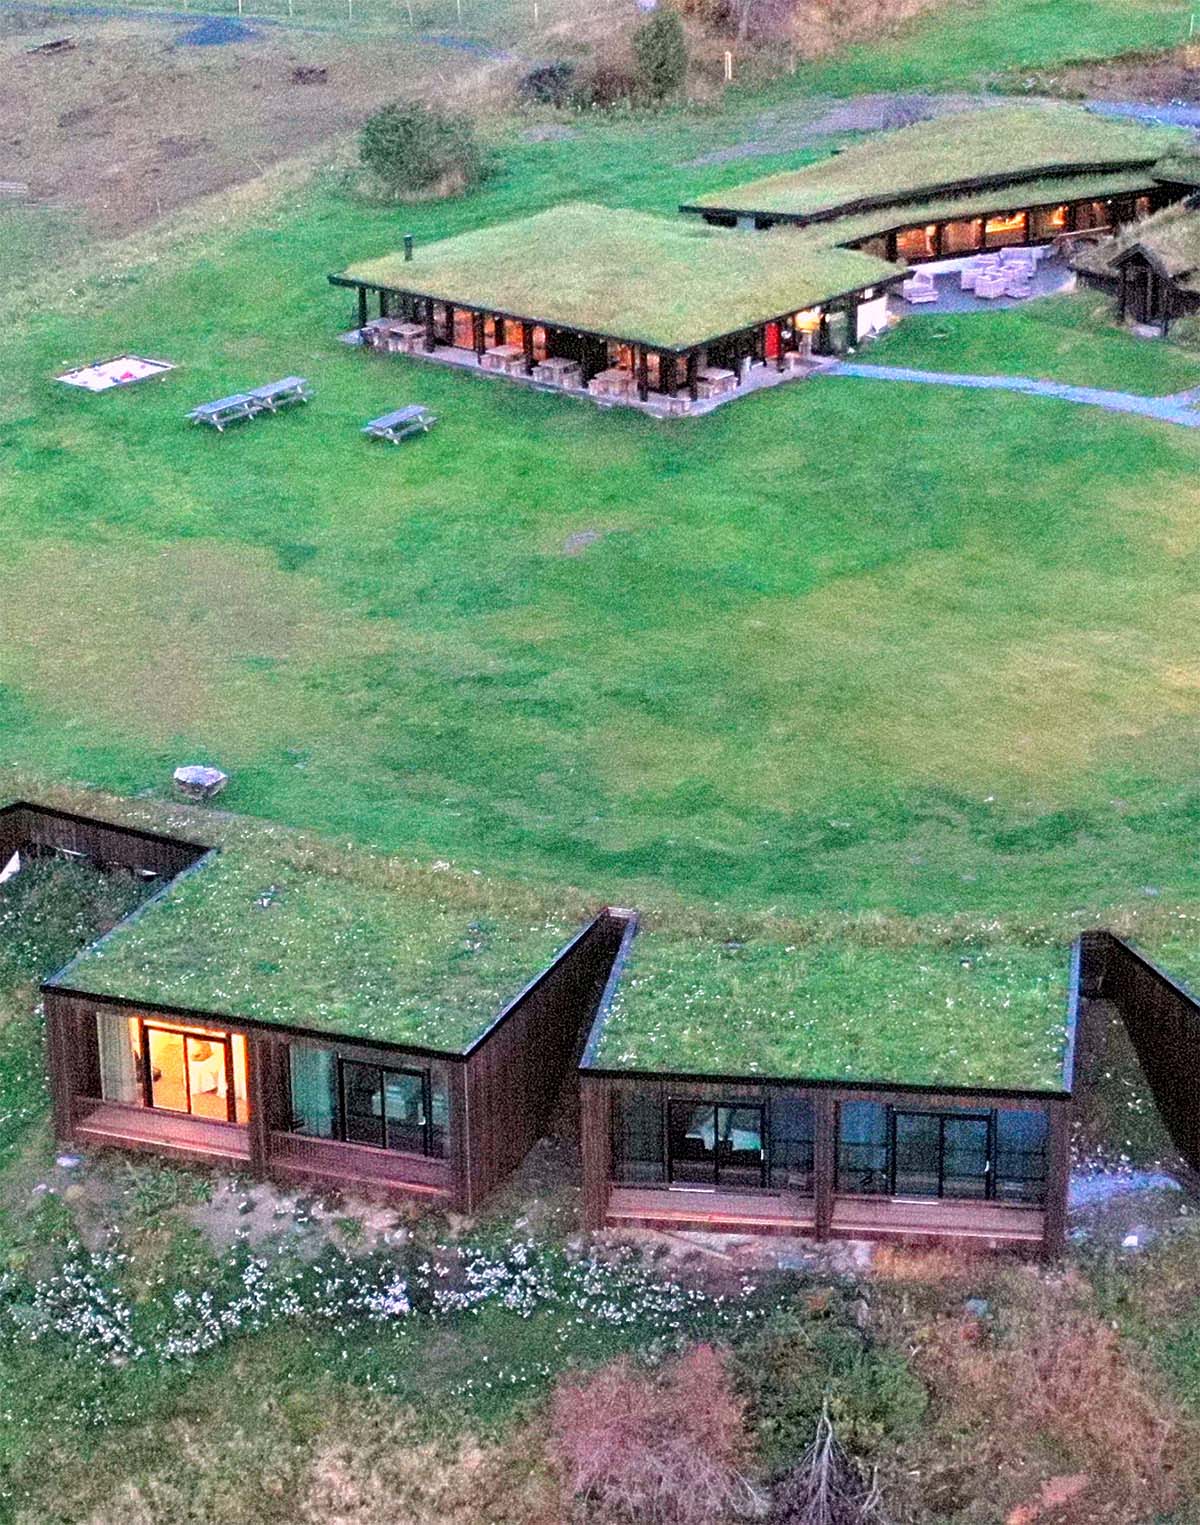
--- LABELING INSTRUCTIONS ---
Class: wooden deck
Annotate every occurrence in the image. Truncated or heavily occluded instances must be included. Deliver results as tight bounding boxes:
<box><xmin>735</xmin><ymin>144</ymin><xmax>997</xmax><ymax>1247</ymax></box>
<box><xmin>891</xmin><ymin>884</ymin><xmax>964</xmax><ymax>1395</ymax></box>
<box><xmin>605</xmin><ymin>1186</ymin><xmax>1042</xmax><ymax>1247</ymax></box>
<box><xmin>73</xmin><ymin>1098</ymin><xmax>251</xmax><ymax>1163</ymax></box>
<box><xmin>832</xmin><ymin>1196</ymin><xmax>1044</xmax><ymax>1245</ymax></box>
<box><xmin>607</xmin><ymin>1186</ymin><xmax>817</xmax><ymax>1236</ymax></box>
<box><xmin>266</xmin><ymin>1131</ymin><xmax>452</xmax><ymax>1200</ymax></box>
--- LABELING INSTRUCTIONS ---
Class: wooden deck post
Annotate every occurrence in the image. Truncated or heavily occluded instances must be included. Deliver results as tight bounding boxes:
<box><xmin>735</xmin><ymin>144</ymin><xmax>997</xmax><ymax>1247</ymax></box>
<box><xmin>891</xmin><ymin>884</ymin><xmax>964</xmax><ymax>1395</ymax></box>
<box><xmin>473</xmin><ymin>310</ymin><xmax>485</xmax><ymax>359</ymax></box>
<box><xmin>424</xmin><ymin>298</ymin><xmax>436</xmax><ymax>353</ymax></box>
<box><xmin>636</xmin><ymin>347</ymin><xmax>649</xmax><ymax>402</ymax></box>
<box><xmin>523</xmin><ymin>324</ymin><xmax>535</xmax><ymax>375</ymax></box>
<box><xmin>662</xmin><ymin>354</ymin><xmax>677</xmax><ymax>397</ymax></box>
<box><xmin>1041</xmin><ymin>1097</ymin><xmax>1071</xmax><ymax>1259</ymax></box>
<box><xmin>448</xmin><ymin>1062</ymin><xmax>472</xmax><ymax>1214</ymax></box>
<box><xmin>686</xmin><ymin>349</ymin><xmax>699</xmax><ymax>401</ymax></box>
<box><xmin>579</xmin><ymin>1078</ymin><xmax>610</xmax><ymax>1233</ymax></box>
<box><xmin>814</xmin><ymin>1091</ymin><xmax>836</xmax><ymax>1240</ymax></box>
<box><xmin>246</xmin><ymin>1030</ymin><xmax>271</xmax><ymax>1178</ymax></box>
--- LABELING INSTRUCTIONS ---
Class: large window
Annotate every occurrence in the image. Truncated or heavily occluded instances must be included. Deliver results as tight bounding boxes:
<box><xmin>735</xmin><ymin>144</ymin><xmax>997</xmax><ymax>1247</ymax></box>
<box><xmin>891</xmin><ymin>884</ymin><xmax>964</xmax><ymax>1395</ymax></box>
<box><xmin>287</xmin><ymin>1043</ymin><xmax>446</xmax><ymax>1158</ymax></box>
<box><xmin>837</xmin><ymin>1102</ymin><xmax>1049</xmax><ymax>1204</ymax></box>
<box><xmin>941</xmin><ymin>218</ymin><xmax>983</xmax><ymax>256</ymax></box>
<box><xmin>612</xmin><ymin>1088</ymin><xmax>665</xmax><ymax>1183</ymax></box>
<box><xmin>769</xmin><ymin>1096</ymin><xmax>815</xmax><ymax>1192</ymax></box>
<box><xmin>984</xmin><ymin>211</ymin><xmax>1028</xmax><ymax>249</ymax></box>
<box><xmin>96</xmin><ymin>1012</ymin><xmax>249</xmax><ymax>1124</ymax></box>
<box><xmin>1031</xmin><ymin>204</ymin><xmax>1069</xmax><ymax>242</ymax></box>
<box><xmin>895</xmin><ymin>224</ymin><xmax>938</xmax><ymax>262</ymax></box>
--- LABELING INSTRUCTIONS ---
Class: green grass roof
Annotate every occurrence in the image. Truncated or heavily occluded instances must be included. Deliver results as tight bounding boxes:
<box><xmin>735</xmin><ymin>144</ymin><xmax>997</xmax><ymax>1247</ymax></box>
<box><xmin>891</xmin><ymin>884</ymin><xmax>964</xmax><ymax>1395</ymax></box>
<box><xmin>587</xmin><ymin>928</ymin><xmax>1071</xmax><ymax>1092</ymax></box>
<box><xmin>687</xmin><ymin>104</ymin><xmax>1178</xmax><ymax>219</ymax></box>
<box><xmin>343</xmin><ymin>203</ymin><xmax>899</xmax><ymax>350</ymax></box>
<box><xmin>52</xmin><ymin>847</ymin><xmax>585</xmax><ymax>1052</ymax></box>
<box><xmin>1074</xmin><ymin>199</ymin><xmax>1200</xmax><ymax>290</ymax></box>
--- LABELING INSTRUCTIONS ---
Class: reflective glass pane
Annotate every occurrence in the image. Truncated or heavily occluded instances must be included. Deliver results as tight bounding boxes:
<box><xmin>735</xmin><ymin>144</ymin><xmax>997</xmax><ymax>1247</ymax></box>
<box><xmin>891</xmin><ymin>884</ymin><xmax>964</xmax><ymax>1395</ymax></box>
<box><xmin>342</xmin><ymin>1061</ymin><xmax>384</xmax><ymax>1147</ymax></box>
<box><xmin>941</xmin><ymin>1116</ymin><xmax>990</xmax><ymax>1199</ymax></box>
<box><xmin>668</xmin><ymin>1102</ymin><xmax>716</xmax><ymax>1185</ymax></box>
<box><xmin>893</xmin><ymin>1112</ymin><xmax>941</xmax><ymax>1197</ymax></box>
<box><xmin>147</xmin><ymin>1028</ymin><xmax>188</xmax><ymax>1113</ymax></box>
<box><xmin>186</xmin><ymin>1034</ymin><xmax>229</xmax><ymax>1120</ymax></box>
<box><xmin>289</xmin><ymin>1044</ymin><xmax>337</xmax><ymax>1138</ymax></box>
<box><xmin>995</xmin><ymin>1108</ymin><xmax>1048</xmax><ymax>1203</ymax></box>
<box><xmin>383</xmin><ymin>1070</ymin><xmax>426</xmax><ymax>1154</ymax></box>
<box><xmin>718</xmin><ymin>1105</ymin><xmax>764</xmax><ymax>1188</ymax></box>
<box><xmin>837</xmin><ymin>1101</ymin><xmax>889</xmax><ymax>1194</ymax></box>
<box><xmin>613</xmin><ymin>1089</ymin><xmax>665</xmax><ymax>1184</ymax></box>
<box><xmin>769</xmin><ymin>1095</ymin><xmax>815</xmax><ymax>1192</ymax></box>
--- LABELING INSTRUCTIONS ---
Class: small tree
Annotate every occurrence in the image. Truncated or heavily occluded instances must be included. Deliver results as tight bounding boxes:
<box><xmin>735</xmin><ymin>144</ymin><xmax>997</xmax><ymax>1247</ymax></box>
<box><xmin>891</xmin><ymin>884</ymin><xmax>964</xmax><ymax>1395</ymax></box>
<box><xmin>358</xmin><ymin>100</ymin><xmax>484</xmax><ymax>199</ymax></box>
<box><xmin>632</xmin><ymin>6</ymin><xmax>688</xmax><ymax>102</ymax></box>
<box><xmin>768</xmin><ymin>1404</ymin><xmax>892</xmax><ymax>1525</ymax></box>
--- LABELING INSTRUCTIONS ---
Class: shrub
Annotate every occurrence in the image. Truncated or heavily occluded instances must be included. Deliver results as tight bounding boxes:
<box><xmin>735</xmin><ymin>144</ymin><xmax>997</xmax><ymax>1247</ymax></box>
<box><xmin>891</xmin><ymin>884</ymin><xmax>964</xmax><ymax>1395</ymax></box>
<box><xmin>358</xmin><ymin>101</ymin><xmax>484</xmax><ymax>200</ymax></box>
<box><xmin>549</xmin><ymin>1344</ymin><xmax>763</xmax><ymax>1523</ymax></box>
<box><xmin>572</xmin><ymin>59</ymin><xmax>639</xmax><ymax>108</ymax></box>
<box><xmin>632</xmin><ymin>7</ymin><xmax>688</xmax><ymax>102</ymax></box>
<box><xmin>518</xmin><ymin>60</ymin><xmax>576</xmax><ymax>106</ymax></box>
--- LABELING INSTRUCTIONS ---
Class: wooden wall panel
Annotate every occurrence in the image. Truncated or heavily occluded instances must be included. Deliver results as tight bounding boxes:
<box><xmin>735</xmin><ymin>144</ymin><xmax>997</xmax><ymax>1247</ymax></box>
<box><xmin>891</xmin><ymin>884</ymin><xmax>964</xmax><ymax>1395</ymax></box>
<box><xmin>462</xmin><ymin>912</ymin><xmax>628</xmax><ymax>1211</ymax></box>
<box><xmin>579</xmin><ymin>1077</ymin><xmax>610</xmax><ymax>1232</ymax></box>
<box><xmin>6</xmin><ymin>803</ymin><xmax>208</xmax><ymax>881</ymax></box>
<box><xmin>1092</xmin><ymin>932</ymin><xmax>1200</xmax><ymax>1173</ymax></box>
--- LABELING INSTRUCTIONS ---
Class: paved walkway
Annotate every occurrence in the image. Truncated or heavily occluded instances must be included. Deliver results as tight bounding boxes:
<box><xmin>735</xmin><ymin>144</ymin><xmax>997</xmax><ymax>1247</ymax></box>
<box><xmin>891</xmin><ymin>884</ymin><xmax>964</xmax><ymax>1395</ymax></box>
<box><xmin>827</xmin><ymin>362</ymin><xmax>1200</xmax><ymax>429</ymax></box>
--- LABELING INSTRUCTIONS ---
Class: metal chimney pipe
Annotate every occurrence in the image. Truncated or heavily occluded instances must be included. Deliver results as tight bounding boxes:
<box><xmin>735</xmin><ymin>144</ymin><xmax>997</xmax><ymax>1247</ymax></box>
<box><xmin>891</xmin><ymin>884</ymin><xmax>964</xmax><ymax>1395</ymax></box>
<box><xmin>404</xmin><ymin>233</ymin><xmax>414</xmax><ymax>262</ymax></box>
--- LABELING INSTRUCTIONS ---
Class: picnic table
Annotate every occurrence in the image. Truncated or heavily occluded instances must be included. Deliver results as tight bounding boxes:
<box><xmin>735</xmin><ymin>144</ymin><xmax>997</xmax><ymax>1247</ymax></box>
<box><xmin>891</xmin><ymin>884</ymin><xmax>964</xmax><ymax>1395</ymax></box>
<box><xmin>187</xmin><ymin>377</ymin><xmax>312</xmax><ymax>431</ymax></box>
<box><xmin>588</xmin><ymin>366</ymin><xmax>634</xmax><ymax>399</ymax></box>
<box><xmin>361</xmin><ymin>405</ymin><xmax>437</xmax><ymax>445</ymax></box>
<box><xmin>480</xmin><ymin>343</ymin><xmax>525</xmax><ymax>374</ymax></box>
<box><xmin>187</xmin><ymin>393</ymin><xmax>258</xmax><ymax>432</ymax></box>
<box><xmin>533</xmin><ymin>356</ymin><xmax>583</xmax><ymax>389</ymax></box>
<box><xmin>695</xmin><ymin>366</ymin><xmax>737</xmax><ymax>400</ymax></box>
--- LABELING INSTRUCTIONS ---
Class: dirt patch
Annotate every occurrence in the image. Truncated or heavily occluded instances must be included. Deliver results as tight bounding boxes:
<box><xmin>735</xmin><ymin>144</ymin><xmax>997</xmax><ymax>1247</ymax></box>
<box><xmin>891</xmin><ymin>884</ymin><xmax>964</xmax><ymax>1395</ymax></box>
<box><xmin>0</xmin><ymin>15</ymin><xmax>508</xmax><ymax>235</ymax></box>
<box><xmin>686</xmin><ymin>90</ymin><xmax>989</xmax><ymax>166</ymax></box>
<box><xmin>1013</xmin><ymin>44</ymin><xmax>1200</xmax><ymax>106</ymax></box>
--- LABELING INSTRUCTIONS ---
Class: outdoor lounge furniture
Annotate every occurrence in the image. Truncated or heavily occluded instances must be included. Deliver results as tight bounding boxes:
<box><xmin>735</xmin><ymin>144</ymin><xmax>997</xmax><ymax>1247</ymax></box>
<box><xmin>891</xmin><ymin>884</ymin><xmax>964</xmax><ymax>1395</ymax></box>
<box><xmin>902</xmin><ymin>271</ymin><xmax>938</xmax><ymax>304</ymax></box>
<box><xmin>975</xmin><ymin>272</ymin><xmax>1010</xmax><ymax>300</ymax></box>
<box><xmin>361</xmin><ymin>405</ymin><xmax>436</xmax><ymax>444</ymax></box>
<box><xmin>188</xmin><ymin>378</ymin><xmax>312</xmax><ymax>431</ymax></box>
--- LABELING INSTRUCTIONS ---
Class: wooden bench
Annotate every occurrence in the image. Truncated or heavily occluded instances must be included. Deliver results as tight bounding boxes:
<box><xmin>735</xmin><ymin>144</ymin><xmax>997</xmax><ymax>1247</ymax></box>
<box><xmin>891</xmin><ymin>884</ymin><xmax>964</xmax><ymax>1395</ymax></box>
<box><xmin>361</xmin><ymin>405</ymin><xmax>437</xmax><ymax>445</ymax></box>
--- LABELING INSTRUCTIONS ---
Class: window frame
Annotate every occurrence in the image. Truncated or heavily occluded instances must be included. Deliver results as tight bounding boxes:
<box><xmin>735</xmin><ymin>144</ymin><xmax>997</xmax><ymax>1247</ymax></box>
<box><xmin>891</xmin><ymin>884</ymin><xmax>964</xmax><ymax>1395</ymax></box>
<box><xmin>665</xmin><ymin>1097</ymin><xmax>767</xmax><ymax>1190</ymax></box>
<box><xmin>285</xmin><ymin>1045</ymin><xmax>439</xmax><ymax>1158</ymax></box>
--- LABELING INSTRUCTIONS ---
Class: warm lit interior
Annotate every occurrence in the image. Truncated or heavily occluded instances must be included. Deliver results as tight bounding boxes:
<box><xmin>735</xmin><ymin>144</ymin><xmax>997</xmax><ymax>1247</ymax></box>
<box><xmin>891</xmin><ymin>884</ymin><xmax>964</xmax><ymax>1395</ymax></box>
<box><xmin>100</xmin><ymin>1014</ymin><xmax>250</xmax><ymax>1123</ymax></box>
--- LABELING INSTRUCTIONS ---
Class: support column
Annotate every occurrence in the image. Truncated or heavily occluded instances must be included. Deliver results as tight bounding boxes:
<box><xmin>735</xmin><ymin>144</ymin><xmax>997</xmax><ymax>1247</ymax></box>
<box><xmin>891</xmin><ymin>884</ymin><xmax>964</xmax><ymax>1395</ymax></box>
<box><xmin>523</xmin><ymin>324</ymin><xmax>535</xmax><ymax>375</ymax></box>
<box><xmin>379</xmin><ymin>289</ymin><xmax>389</xmax><ymax>319</ymax></box>
<box><xmin>686</xmin><ymin>349</ymin><xmax>699</xmax><ymax>401</ymax></box>
<box><xmin>473</xmin><ymin>310</ymin><xmax>485</xmax><ymax>359</ymax></box>
<box><xmin>662</xmin><ymin>353</ymin><xmax>677</xmax><ymax>396</ymax></box>
<box><xmin>246</xmin><ymin>1030</ymin><xmax>271</xmax><ymax>1178</ymax></box>
<box><xmin>424</xmin><ymin>298</ymin><xmax>436</xmax><ymax>353</ymax></box>
<box><xmin>356</xmin><ymin>286</ymin><xmax>368</xmax><ymax>331</ymax></box>
<box><xmin>636</xmin><ymin>346</ymin><xmax>649</xmax><ymax>402</ymax></box>
<box><xmin>495</xmin><ymin>315</ymin><xmax>506</xmax><ymax>345</ymax></box>
<box><xmin>813</xmin><ymin>1091</ymin><xmax>836</xmax><ymax>1241</ymax></box>
<box><xmin>1041</xmin><ymin>1098</ymin><xmax>1071</xmax><ymax>1259</ymax></box>
<box><xmin>448</xmin><ymin>1062</ymin><xmax>472</xmax><ymax>1214</ymax></box>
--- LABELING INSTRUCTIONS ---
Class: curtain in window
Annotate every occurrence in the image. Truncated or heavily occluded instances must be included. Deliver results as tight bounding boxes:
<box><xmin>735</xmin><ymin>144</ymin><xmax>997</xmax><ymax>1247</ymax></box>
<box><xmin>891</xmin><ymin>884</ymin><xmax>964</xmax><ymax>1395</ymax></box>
<box><xmin>289</xmin><ymin>1043</ymin><xmax>337</xmax><ymax>1138</ymax></box>
<box><xmin>97</xmin><ymin>1013</ymin><xmax>141</xmax><ymax>1105</ymax></box>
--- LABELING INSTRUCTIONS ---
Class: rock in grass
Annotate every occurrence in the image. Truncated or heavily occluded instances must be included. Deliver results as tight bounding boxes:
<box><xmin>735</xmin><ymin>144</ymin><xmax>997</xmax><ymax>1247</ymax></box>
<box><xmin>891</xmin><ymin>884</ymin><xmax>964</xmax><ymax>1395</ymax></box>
<box><xmin>173</xmin><ymin>764</ymin><xmax>228</xmax><ymax>800</ymax></box>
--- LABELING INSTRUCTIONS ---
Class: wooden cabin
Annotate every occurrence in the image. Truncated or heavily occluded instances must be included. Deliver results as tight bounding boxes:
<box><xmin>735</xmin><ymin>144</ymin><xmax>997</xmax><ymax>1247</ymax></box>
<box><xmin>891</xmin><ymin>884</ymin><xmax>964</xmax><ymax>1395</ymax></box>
<box><xmin>577</xmin><ymin>917</ymin><xmax>1078</xmax><ymax>1257</ymax></box>
<box><xmin>15</xmin><ymin>802</ymin><xmax>629</xmax><ymax>1212</ymax></box>
<box><xmin>1074</xmin><ymin>201</ymin><xmax>1200</xmax><ymax>336</ymax></box>
<box><xmin>329</xmin><ymin>203</ymin><xmax>903</xmax><ymax>413</ymax></box>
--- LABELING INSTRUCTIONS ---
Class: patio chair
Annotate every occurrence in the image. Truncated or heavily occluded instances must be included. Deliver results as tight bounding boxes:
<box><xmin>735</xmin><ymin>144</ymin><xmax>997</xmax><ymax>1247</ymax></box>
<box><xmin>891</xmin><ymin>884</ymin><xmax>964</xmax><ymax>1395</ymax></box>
<box><xmin>975</xmin><ymin>273</ymin><xmax>1009</xmax><ymax>300</ymax></box>
<box><xmin>1003</xmin><ymin>275</ymin><xmax>1034</xmax><ymax>300</ymax></box>
<box><xmin>902</xmin><ymin>271</ymin><xmax>938</xmax><ymax>304</ymax></box>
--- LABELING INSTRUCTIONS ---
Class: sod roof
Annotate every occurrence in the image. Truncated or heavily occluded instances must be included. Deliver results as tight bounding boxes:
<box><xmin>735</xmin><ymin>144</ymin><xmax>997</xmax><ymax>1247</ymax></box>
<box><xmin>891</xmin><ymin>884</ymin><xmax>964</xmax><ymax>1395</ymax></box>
<box><xmin>342</xmin><ymin>203</ymin><xmax>900</xmax><ymax>350</ymax></box>
<box><xmin>585</xmin><ymin>928</ymin><xmax>1071</xmax><ymax>1092</ymax></box>
<box><xmin>52</xmin><ymin>848</ymin><xmax>584</xmax><ymax>1052</ymax></box>
<box><xmin>685</xmin><ymin>104</ymin><xmax>1179</xmax><ymax>221</ymax></box>
<box><xmin>1074</xmin><ymin>200</ymin><xmax>1200</xmax><ymax>291</ymax></box>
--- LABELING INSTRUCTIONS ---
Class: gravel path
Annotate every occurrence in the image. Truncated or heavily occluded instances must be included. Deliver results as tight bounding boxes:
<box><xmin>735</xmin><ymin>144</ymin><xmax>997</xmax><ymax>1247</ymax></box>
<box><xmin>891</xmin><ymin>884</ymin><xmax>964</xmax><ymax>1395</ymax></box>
<box><xmin>828</xmin><ymin>361</ymin><xmax>1200</xmax><ymax>428</ymax></box>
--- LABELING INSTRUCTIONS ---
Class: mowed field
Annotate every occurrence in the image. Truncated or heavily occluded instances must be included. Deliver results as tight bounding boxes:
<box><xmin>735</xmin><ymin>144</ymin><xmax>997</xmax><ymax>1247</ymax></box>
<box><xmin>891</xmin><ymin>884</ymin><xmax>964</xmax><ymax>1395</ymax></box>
<box><xmin>3</xmin><ymin>110</ymin><xmax>1200</xmax><ymax>921</ymax></box>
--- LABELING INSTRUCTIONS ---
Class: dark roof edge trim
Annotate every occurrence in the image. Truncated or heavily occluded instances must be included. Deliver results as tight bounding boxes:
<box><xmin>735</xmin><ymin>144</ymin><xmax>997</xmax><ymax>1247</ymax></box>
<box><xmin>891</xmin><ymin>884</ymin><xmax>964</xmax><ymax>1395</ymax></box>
<box><xmin>578</xmin><ymin>910</ymin><xmax>640</xmax><ymax>1071</ymax></box>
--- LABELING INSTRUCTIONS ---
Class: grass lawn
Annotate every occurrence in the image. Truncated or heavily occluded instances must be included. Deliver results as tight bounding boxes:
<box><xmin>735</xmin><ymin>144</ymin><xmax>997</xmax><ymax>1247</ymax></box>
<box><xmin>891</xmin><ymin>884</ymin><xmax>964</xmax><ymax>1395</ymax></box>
<box><xmin>4</xmin><ymin>116</ymin><xmax>1200</xmax><ymax>924</ymax></box>
<box><xmin>869</xmin><ymin>290</ymin><xmax>1200</xmax><ymax>393</ymax></box>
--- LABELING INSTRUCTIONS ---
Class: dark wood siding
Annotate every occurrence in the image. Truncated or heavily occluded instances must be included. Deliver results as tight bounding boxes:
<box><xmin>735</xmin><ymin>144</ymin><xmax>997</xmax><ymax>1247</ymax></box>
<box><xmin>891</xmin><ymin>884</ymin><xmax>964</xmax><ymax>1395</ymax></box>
<box><xmin>1085</xmin><ymin>931</ymin><xmax>1200</xmax><ymax>1173</ymax></box>
<box><xmin>2</xmin><ymin>801</ymin><xmax>208</xmax><ymax>880</ymax></box>
<box><xmin>461</xmin><ymin>911</ymin><xmax>629</xmax><ymax>1211</ymax></box>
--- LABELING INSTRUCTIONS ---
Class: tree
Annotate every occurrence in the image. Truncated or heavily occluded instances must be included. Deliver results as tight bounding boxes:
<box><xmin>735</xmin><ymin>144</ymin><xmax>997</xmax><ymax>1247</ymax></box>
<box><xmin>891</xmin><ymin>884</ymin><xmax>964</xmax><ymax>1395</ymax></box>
<box><xmin>358</xmin><ymin>101</ymin><xmax>484</xmax><ymax>199</ymax></box>
<box><xmin>767</xmin><ymin>1404</ymin><xmax>892</xmax><ymax>1525</ymax></box>
<box><xmin>632</xmin><ymin>6</ymin><xmax>688</xmax><ymax>102</ymax></box>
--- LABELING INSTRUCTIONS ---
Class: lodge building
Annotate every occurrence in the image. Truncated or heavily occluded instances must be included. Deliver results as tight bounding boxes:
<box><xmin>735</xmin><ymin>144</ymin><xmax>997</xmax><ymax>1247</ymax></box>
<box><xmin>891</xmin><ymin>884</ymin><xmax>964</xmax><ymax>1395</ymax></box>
<box><xmin>330</xmin><ymin>104</ymin><xmax>1200</xmax><ymax>415</ymax></box>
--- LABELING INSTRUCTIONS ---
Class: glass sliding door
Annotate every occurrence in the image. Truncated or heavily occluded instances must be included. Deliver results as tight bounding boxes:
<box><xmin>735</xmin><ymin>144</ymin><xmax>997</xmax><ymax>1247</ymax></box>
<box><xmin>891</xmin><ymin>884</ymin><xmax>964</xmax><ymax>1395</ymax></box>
<box><xmin>143</xmin><ymin>1023</ymin><xmax>247</xmax><ymax>1122</ymax></box>
<box><xmin>891</xmin><ymin>1110</ymin><xmax>991</xmax><ymax>1199</ymax></box>
<box><xmin>338</xmin><ymin>1058</ymin><xmax>430</xmax><ymax>1155</ymax></box>
<box><xmin>667</xmin><ymin>1101</ymin><xmax>764</xmax><ymax>1189</ymax></box>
